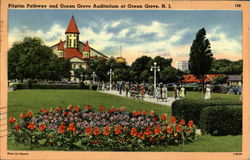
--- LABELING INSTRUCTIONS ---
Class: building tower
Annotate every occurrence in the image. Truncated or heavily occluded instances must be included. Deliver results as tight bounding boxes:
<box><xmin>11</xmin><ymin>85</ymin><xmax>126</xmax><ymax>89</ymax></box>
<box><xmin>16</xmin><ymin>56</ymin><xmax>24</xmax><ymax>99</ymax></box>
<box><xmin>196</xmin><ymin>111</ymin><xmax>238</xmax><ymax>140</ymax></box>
<box><xmin>65</xmin><ymin>16</ymin><xmax>80</xmax><ymax>49</ymax></box>
<box><xmin>83</xmin><ymin>41</ymin><xmax>90</xmax><ymax>59</ymax></box>
<box><xmin>57</xmin><ymin>39</ymin><xmax>64</xmax><ymax>57</ymax></box>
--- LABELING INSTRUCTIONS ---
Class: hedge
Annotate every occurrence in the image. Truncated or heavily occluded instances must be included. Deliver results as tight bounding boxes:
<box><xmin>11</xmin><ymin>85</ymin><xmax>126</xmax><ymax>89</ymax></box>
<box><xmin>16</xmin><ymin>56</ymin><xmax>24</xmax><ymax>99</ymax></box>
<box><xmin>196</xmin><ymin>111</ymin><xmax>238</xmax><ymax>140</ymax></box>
<box><xmin>12</xmin><ymin>83</ymin><xmax>97</xmax><ymax>90</ymax></box>
<box><xmin>200</xmin><ymin>106</ymin><xmax>242</xmax><ymax>135</ymax></box>
<box><xmin>171</xmin><ymin>98</ymin><xmax>242</xmax><ymax>126</ymax></box>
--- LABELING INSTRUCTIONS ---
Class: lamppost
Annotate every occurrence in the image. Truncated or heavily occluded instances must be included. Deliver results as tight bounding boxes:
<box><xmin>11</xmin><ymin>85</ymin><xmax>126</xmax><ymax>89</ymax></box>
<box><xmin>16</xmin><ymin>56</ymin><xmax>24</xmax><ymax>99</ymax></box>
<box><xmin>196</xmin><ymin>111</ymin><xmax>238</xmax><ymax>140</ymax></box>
<box><xmin>91</xmin><ymin>72</ymin><xmax>97</xmax><ymax>82</ymax></box>
<box><xmin>107</xmin><ymin>69</ymin><xmax>114</xmax><ymax>91</ymax></box>
<box><xmin>150</xmin><ymin>62</ymin><xmax>160</xmax><ymax>96</ymax></box>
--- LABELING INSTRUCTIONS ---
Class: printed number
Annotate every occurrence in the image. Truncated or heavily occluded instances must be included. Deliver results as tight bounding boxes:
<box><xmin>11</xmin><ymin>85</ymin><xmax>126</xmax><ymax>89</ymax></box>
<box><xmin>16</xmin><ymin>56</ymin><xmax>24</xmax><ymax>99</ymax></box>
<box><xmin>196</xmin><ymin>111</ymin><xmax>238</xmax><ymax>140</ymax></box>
<box><xmin>233</xmin><ymin>152</ymin><xmax>242</xmax><ymax>155</ymax></box>
<box><xmin>235</xmin><ymin>4</ymin><xmax>241</xmax><ymax>7</ymax></box>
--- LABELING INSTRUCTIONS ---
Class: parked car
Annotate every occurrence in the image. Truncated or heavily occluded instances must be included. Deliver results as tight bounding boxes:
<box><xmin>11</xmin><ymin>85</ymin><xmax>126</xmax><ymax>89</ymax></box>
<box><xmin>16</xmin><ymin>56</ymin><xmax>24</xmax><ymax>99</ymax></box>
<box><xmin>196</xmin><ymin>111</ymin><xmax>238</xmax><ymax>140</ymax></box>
<box><xmin>227</xmin><ymin>86</ymin><xmax>242</xmax><ymax>95</ymax></box>
<box><xmin>211</xmin><ymin>85</ymin><xmax>227</xmax><ymax>93</ymax></box>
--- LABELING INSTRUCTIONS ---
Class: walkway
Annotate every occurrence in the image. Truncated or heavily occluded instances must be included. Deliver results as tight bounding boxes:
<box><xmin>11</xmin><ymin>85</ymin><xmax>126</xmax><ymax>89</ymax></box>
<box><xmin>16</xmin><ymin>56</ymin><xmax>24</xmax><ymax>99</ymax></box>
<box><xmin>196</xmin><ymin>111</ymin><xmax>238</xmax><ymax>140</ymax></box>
<box><xmin>99</xmin><ymin>90</ymin><xmax>177</xmax><ymax>106</ymax></box>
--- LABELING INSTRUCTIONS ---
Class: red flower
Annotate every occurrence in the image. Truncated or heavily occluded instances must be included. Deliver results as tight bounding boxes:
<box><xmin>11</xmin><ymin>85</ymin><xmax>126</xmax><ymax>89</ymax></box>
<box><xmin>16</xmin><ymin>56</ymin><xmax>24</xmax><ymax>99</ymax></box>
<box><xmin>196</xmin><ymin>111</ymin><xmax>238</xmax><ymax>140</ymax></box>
<box><xmin>109</xmin><ymin>106</ymin><xmax>115</xmax><ymax>113</ymax></box>
<box><xmin>132</xmin><ymin>111</ymin><xmax>139</xmax><ymax>116</ymax></box>
<box><xmin>20</xmin><ymin>113</ymin><xmax>26</xmax><ymax>119</ymax></box>
<box><xmin>161</xmin><ymin>136</ymin><xmax>166</xmax><ymax>140</ymax></box>
<box><xmin>85</xmin><ymin>105</ymin><xmax>91</xmax><ymax>111</ymax></box>
<box><xmin>185</xmin><ymin>128</ymin><xmax>190</xmax><ymax>133</ymax></box>
<box><xmin>14</xmin><ymin>124</ymin><xmax>20</xmax><ymax>130</ymax></box>
<box><xmin>63</xmin><ymin>111</ymin><xmax>68</xmax><ymax>116</ymax></box>
<box><xmin>68</xmin><ymin>105</ymin><xmax>73</xmax><ymax>110</ymax></box>
<box><xmin>161</xmin><ymin>114</ymin><xmax>167</xmax><ymax>121</ymax></box>
<box><xmin>50</xmin><ymin>108</ymin><xmax>55</xmax><ymax>112</ymax></box>
<box><xmin>27</xmin><ymin>122</ymin><xmax>35</xmax><ymax>130</ymax></box>
<box><xmin>154</xmin><ymin>125</ymin><xmax>162</xmax><ymax>135</ymax></box>
<box><xmin>103</xmin><ymin>126</ymin><xmax>110</xmax><ymax>136</ymax></box>
<box><xmin>149</xmin><ymin>136</ymin><xmax>155</xmax><ymax>142</ymax></box>
<box><xmin>93</xmin><ymin>127</ymin><xmax>100</xmax><ymax>136</ymax></box>
<box><xmin>171</xmin><ymin>116</ymin><xmax>176</xmax><ymax>124</ymax></box>
<box><xmin>175</xmin><ymin>125</ymin><xmax>182</xmax><ymax>132</ymax></box>
<box><xmin>142</xmin><ymin>110</ymin><xmax>147</xmax><ymax>115</ymax></box>
<box><xmin>9</xmin><ymin>117</ymin><xmax>16</xmax><ymax>124</ymax></box>
<box><xmin>39</xmin><ymin>124</ymin><xmax>46</xmax><ymax>131</ymax></box>
<box><xmin>188</xmin><ymin>120</ymin><xmax>194</xmax><ymax>128</ymax></box>
<box><xmin>67</xmin><ymin>123</ymin><xmax>76</xmax><ymax>133</ymax></box>
<box><xmin>74</xmin><ymin>106</ymin><xmax>80</xmax><ymax>112</ymax></box>
<box><xmin>99</xmin><ymin>105</ymin><xmax>105</xmax><ymax>112</ymax></box>
<box><xmin>130</xmin><ymin>127</ymin><xmax>137</xmax><ymax>137</ymax></box>
<box><xmin>137</xmin><ymin>132</ymin><xmax>145</xmax><ymax>139</ymax></box>
<box><xmin>119</xmin><ymin>138</ymin><xmax>126</xmax><ymax>142</ymax></box>
<box><xmin>114</xmin><ymin>125</ymin><xmax>122</xmax><ymax>135</ymax></box>
<box><xmin>56</xmin><ymin>107</ymin><xmax>62</xmax><ymax>112</ymax></box>
<box><xmin>41</xmin><ymin>108</ymin><xmax>47</xmax><ymax>114</ymax></box>
<box><xmin>120</xmin><ymin>107</ymin><xmax>126</xmax><ymax>111</ymax></box>
<box><xmin>179</xmin><ymin>119</ymin><xmax>185</xmax><ymax>125</ymax></box>
<box><xmin>144</xmin><ymin>127</ymin><xmax>152</xmax><ymax>136</ymax></box>
<box><xmin>166</xmin><ymin>125</ymin><xmax>173</xmax><ymax>134</ymax></box>
<box><xmin>150</xmin><ymin>111</ymin><xmax>155</xmax><ymax>116</ymax></box>
<box><xmin>58</xmin><ymin>125</ymin><xmax>65</xmax><ymax>134</ymax></box>
<box><xmin>85</xmin><ymin>126</ymin><xmax>92</xmax><ymax>135</ymax></box>
<box><xmin>27</xmin><ymin>111</ymin><xmax>33</xmax><ymax>118</ymax></box>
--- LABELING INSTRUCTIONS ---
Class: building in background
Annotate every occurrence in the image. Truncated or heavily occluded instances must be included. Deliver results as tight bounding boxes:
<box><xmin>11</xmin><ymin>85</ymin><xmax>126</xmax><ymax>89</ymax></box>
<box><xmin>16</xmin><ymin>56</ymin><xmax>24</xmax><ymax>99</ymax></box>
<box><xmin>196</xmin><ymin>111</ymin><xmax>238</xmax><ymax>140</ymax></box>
<box><xmin>50</xmin><ymin>16</ymin><xmax>109</xmax><ymax>82</ymax></box>
<box><xmin>176</xmin><ymin>60</ymin><xmax>189</xmax><ymax>72</ymax></box>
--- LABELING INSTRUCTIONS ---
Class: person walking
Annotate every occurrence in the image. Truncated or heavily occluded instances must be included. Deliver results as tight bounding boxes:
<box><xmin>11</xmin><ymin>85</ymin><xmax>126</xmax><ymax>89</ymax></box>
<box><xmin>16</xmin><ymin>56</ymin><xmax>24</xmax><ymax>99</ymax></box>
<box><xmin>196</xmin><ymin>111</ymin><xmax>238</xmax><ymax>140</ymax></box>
<box><xmin>162</xmin><ymin>84</ymin><xmax>168</xmax><ymax>102</ymax></box>
<box><xmin>180</xmin><ymin>86</ymin><xmax>185</xmax><ymax>98</ymax></box>
<box><xmin>204</xmin><ymin>85</ymin><xmax>211</xmax><ymax>100</ymax></box>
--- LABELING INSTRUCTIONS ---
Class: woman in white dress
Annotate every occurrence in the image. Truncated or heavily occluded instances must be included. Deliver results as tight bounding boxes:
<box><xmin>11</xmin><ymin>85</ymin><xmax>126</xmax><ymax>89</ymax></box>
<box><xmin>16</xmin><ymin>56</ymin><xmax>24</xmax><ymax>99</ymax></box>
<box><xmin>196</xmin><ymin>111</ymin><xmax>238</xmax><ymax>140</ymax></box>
<box><xmin>204</xmin><ymin>85</ymin><xmax>211</xmax><ymax>100</ymax></box>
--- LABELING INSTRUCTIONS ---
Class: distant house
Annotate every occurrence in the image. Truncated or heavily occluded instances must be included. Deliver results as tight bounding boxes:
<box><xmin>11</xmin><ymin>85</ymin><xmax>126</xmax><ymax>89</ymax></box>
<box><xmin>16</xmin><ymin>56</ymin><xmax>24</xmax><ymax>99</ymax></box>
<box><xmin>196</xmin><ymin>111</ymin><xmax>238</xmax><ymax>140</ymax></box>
<box><xmin>182</xmin><ymin>74</ymin><xmax>225</xmax><ymax>84</ymax></box>
<box><xmin>227</xmin><ymin>75</ymin><xmax>242</xmax><ymax>86</ymax></box>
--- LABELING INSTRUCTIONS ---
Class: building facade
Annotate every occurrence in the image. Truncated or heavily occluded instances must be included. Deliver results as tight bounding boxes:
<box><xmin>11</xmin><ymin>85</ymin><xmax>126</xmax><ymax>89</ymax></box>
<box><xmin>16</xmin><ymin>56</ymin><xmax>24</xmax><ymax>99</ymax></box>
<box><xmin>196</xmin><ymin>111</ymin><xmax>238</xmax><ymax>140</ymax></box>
<box><xmin>50</xmin><ymin>16</ymin><xmax>108</xmax><ymax>82</ymax></box>
<box><xmin>176</xmin><ymin>61</ymin><xmax>189</xmax><ymax>72</ymax></box>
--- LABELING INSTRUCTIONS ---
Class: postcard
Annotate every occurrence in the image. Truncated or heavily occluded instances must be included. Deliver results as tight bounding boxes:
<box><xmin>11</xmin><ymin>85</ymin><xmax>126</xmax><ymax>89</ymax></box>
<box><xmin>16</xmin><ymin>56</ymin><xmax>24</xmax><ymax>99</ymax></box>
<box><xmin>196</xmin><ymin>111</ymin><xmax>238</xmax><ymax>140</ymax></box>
<box><xmin>0</xmin><ymin>0</ymin><xmax>249</xmax><ymax>160</ymax></box>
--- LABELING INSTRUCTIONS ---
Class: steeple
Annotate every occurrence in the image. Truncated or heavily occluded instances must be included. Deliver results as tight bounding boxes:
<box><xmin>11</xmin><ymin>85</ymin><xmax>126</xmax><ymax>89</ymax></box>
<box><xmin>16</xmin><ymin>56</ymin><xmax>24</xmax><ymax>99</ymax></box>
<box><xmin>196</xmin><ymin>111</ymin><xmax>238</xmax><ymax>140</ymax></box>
<box><xmin>58</xmin><ymin>39</ymin><xmax>64</xmax><ymax>50</ymax></box>
<box><xmin>57</xmin><ymin>39</ymin><xmax>64</xmax><ymax>57</ymax></box>
<box><xmin>65</xmin><ymin>16</ymin><xmax>80</xmax><ymax>48</ymax></box>
<box><xmin>83</xmin><ymin>41</ymin><xmax>90</xmax><ymax>59</ymax></box>
<box><xmin>65</xmin><ymin>16</ymin><xmax>80</xmax><ymax>34</ymax></box>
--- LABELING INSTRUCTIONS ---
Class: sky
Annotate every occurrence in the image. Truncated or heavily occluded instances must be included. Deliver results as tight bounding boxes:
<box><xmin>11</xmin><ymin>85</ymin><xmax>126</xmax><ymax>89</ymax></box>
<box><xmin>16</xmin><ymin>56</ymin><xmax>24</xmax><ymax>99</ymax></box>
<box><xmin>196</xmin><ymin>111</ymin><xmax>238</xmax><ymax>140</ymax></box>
<box><xmin>8</xmin><ymin>10</ymin><xmax>242</xmax><ymax>65</ymax></box>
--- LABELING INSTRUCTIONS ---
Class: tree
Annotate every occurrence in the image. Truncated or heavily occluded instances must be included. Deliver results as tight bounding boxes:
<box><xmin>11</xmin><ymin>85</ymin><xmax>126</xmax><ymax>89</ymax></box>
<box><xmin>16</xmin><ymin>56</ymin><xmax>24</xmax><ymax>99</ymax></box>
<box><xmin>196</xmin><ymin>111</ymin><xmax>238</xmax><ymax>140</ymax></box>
<box><xmin>210</xmin><ymin>59</ymin><xmax>242</xmax><ymax>75</ymax></box>
<box><xmin>211</xmin><ymin>76</ymin><xmax>228</xmax><ymax>85</ymax></box>
<box><xmin>189</xmin><ymin>28</ymin><xmax>213</xmax><ymax>93</ymax></box>
<box><xmin>160</xmin><ymin>66</ymin><xmax>183</xmax><ymax>83</ymax></box>
<box><xmin>131</xmin><ymin>56</ymin><xmax>152</xmax><ymax>82</ymax></box>
<box><xmin>8</xmin><ymin>37</ymin><xmax>71</xmax><ymax>81</ymax></box>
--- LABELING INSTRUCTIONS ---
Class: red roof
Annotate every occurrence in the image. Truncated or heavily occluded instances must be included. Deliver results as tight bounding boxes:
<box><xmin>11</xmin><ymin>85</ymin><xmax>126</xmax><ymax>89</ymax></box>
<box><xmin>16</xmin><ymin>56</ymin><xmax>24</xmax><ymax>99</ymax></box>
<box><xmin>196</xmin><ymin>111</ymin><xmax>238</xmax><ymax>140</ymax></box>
<box><xmin>58</xmin><ymin>40</ymin><xmax>64</xmax><ymax>50</ymax></box>
<box><xmin>65</xmin><ymin>16</ymin><xmax>80</xmax><ymax>34</ymax></box>
<box><xmin>83</xmin><ymin>41</ymin><xmax>90</xmax><ymax>52</ymax></box>
<box><xmin>182</xmin><ymin>74</ymin><xmax>225</xmax><ymax>83</ymax></box>
<box><xmin>64</xmin><ymin>48</ymin><xmax>83</xmax><ymax>59</ymax></box>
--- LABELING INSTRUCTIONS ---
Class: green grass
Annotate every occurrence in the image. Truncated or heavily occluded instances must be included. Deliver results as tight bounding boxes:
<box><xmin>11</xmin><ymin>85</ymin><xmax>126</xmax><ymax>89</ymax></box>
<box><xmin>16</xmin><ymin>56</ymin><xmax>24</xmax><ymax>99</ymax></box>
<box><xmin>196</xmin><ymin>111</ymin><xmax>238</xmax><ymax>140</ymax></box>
<box><xmin>7</xmin><ymin>89</ymin><xmax>242</xmax><ymax>152</ymax></box>
<box><xmin>8</xmin><ymin>89</ymin><xmax>171</xmax><ymax>118</ymax></box>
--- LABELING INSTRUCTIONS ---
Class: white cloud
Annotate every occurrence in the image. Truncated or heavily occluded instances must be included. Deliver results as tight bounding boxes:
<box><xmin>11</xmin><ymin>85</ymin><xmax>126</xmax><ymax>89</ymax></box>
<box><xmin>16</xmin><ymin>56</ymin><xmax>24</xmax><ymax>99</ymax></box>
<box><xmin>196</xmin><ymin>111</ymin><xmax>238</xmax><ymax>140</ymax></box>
<box><xmin>8</xmin><ymin>24</ymin><xmax>65</xmax><ymax>47</ymax></box>
<box><xmin>207</xmin><ymin>25</ymin><xmax>241</xmax><ymax>57</ymax></box>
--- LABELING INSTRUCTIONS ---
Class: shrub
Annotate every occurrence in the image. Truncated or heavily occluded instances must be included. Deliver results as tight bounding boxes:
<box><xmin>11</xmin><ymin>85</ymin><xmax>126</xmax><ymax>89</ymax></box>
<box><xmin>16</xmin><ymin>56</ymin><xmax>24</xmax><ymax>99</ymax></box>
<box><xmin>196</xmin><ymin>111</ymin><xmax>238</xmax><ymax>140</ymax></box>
<box><xmin>8</xmin><ymin>105</ymin><xmax>198</xmax><ymax>151</ymax></box>
<box><xmin>12</xmin><ymin>83</ymin><xmax>27</xmax><ymax>90</ymax></box>
<box><xmin>200</xmin><ymin>106</ymin><xmax>242</xmax><ymax>136</ymax></box>
<box><xmin>171</xmin><ymin>98</ymin><xmax>242</xmax><ymax>126</ymax></box>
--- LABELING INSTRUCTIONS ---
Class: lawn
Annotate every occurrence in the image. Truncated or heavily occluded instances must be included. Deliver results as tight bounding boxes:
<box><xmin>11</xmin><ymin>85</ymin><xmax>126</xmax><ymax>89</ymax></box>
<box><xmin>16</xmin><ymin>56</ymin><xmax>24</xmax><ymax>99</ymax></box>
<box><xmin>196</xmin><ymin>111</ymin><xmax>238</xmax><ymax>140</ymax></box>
<box><xmin>7</xmin><ymin>89</ymin><xmax>242</xmax><ymax>152</ymax></box>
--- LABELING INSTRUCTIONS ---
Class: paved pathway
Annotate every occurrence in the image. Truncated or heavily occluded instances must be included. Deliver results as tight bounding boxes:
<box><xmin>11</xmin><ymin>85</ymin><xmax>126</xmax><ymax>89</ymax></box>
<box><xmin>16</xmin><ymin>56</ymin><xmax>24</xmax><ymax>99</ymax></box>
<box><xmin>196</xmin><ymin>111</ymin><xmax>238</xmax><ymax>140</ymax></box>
<box><xmin>99</xmin><ymin>90</ymin><xmax>177</xmax><ymax>107</ymax></box>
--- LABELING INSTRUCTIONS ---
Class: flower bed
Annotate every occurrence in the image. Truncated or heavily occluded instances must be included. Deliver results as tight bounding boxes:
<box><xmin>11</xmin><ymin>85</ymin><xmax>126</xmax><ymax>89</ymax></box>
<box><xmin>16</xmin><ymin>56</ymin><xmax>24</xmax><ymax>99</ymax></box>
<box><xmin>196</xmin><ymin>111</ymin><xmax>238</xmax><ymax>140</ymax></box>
<box><xmin>9</xmin><ymin>105</ymin><xmax>198</xmax><ymax>151</ymax></box>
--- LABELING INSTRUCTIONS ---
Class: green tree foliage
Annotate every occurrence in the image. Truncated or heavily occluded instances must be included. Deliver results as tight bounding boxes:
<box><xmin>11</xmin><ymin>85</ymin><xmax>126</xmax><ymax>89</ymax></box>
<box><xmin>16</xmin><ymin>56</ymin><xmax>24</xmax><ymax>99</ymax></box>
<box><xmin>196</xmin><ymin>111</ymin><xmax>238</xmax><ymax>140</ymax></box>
<box><xmin>8</xmin><ymin>37</ymin><xmax>71</xmax><ymax>81</ymax></box>
<box><xmin>189</xmin><ymin>28</ymin><xmax>213</xmax><ymax>93</ymax></box>
<box><xmin>131</xmin><ymin>56</ymin><xmax>152</xmax><ymax>82</ymax></box>
<box><xmin>210</xmin><ymin>59</ymin><xmax>242</xmax><ymax>75</ymax></box>
<box><xmin>160</xmin><ymin>66</ymin><xmax>183</xmax><ymax>83</ymax></box>
<box><xmin>211</xmin><ymin>76</ymin><xmax>228</xmax><ymax>85</ymax></box>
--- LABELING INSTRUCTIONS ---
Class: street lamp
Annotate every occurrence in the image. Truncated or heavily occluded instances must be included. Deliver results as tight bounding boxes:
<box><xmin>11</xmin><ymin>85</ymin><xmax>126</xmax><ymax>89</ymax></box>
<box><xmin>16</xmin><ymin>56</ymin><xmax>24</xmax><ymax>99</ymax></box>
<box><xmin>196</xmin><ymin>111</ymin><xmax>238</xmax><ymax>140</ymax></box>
<box><xmin>107</xmin><ymin>69</ymin><xmax>114</xmax><ymax>91</ymax></box>
<box><xmin>91</xmin><ymin>72</ymin><xmax>97</xmax><ymax>82</ymax></box>
<box><xmin>150</xmin><ymin>62</ymin><xmax>160</xmax><ymax>96</ymax></box>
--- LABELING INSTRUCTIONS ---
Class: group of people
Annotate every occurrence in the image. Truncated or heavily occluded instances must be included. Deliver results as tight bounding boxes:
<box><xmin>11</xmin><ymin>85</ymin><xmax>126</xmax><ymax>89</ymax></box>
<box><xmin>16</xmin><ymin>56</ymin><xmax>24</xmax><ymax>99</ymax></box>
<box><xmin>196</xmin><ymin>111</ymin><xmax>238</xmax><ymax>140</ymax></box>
<box><xmin>97</xmin><ymin>81</ymin><xmax>212</xmax><ymax>101</ymax></box>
